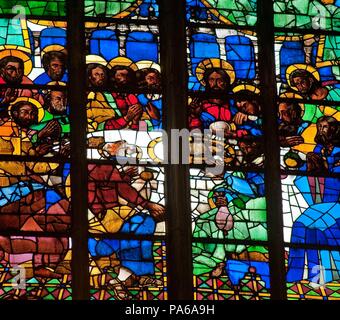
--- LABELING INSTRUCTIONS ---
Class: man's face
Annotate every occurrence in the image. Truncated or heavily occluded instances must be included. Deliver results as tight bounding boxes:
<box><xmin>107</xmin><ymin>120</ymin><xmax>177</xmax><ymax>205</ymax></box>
<box><xmin>239</xmin><ymin>141</ymin><xmax>260</xmax><ymax>161</ymax></box>
<box><xmin>49</xmin><ymin>91</ymin><xmax>67</xmax><ymax>115</ymax></box>
<box><xmin>1</xmin><ymin>62</ymin><xmax>24</xmax><ymax>84</ymax></box>
<box><xmin>237</xmin><ymin>100</ymin><xmax>259</xmax><ymax>115</ymax></box>
<box><xmin>48</xmin><ymin>58</ymin><xmax>65</xmax><ymax>81</ymax></box>
<box><xmin>89</xmin><ymin>66</ymin><xmax>107</xmax><ymax>87</ymax></box>
<box><xmin>207</xmin><ymin>71</ymin><xmax>227</xmax><ymax>91</ymax></box>
<box><xmin>292</xmin><ymin>75</ymin><xmax>312</xmax><ymax>94</ymax></box>
<box><xmin>317</xmin><ymin>120</ymin><xmax>332</xmax><ymax>144</ymax></box>
<box><xmin>145</xmin><ymin>72</ymin><xmax>160</xmax><ymax>87</ymax></box>
<box><xmin>13</xmin><ymin>104</ymin><xmax>38</xmax><ymax>128</ymax></box>
<box><xmin>114</xmin><ymin>69</ymin><xmax>130</xmax><ymax>86</ymax></box>
<box><xmin>279</xmin><ymin>103</ymin><xmax>293</xmax><ymax>123</ymax></box>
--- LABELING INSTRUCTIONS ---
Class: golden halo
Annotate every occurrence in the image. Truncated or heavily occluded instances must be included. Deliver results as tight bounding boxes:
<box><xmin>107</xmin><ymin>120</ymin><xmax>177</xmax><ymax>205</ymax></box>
<box><xmin>41</xmin><ymin>45</ymin><xmax>67</xmax><ymax>58</ymax></box>
<box><xmin>0</xmin><ymin>49</ymin><xmax>32</xmax><ymax>76</ymax></box>
<box><xmin>147</xmin><ymin>137</ymin><xmax>163</xmax><ymax>164</ymax></box>
<box><xmin>107</xmin><ymin>57</ymin><xmax>138</xmax><ymax>71</ymax></box>
<box><xmin>9</xmin><ymin>97</ymin><xmax>45</xmax><ymax>123</ymax></box>
<box><xmin>279</xmin><ymin>92</ymin><xmax>304</xmax><ymax>99</ymax></box>
<box><xmin>86</xmin><ymin>54</ymin><xmax>108</xmax><ymax>67</ymax></box>
<box><xmin>286</xmin><ymin>64</ymin><xmax>320</xmax><ymax>91</ymax></box>
<box><xmin>136</xmin><ymin>60</ymin><xmax>161</xmax><ymax>72</ymax></box>
<box><xmin>278</xmin><ymin>93</ymin><xmax>305</xmax><ymax>115</ymax></box>
<box><xmin>46</xmin><ymin>81</ymin><xmax>67</xmax><ymax>86</ymax></box>
<box><xmin>233</xmin><ymin>84</ymin><xmax>260</xmax><ymax>95</ymax></box>
<box><xmin>196</xmin><ymin>58</ymin><xmax>235</xmax><ymax>86</ymax></box>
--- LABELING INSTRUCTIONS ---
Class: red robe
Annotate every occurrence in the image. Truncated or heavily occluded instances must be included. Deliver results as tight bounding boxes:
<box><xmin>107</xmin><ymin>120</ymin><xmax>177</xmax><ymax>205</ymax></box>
<box><xmin>189</xmin><ymin>99</ymin><xmax>231</xmax><ymax>130</ymax></box>
<box><xmin>88</xmin><ymin>164</ymin><xmax>148</xmax><ymax>216</ymax></box>
<box><xmin>105</xmin><ymin>93</ymin><xmax>140</xmax><ymax>130</ymax></box>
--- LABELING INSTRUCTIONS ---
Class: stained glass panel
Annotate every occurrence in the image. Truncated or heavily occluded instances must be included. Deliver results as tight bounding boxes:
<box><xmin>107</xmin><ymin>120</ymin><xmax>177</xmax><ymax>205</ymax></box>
<box><xmin>186</xmin><ymin>0</ymin><xmax>257</xmax><ymax>26</ymax></box>
<box><xmin>88</xmin><ymin>164</ymin><xmax>165</xmax><ymax>236</ymax></box>
<box><xmin>188</xmin><ymin>28</ymin><xmax>258</xmax><ymax>91</ymax></box>
<box><xmin>89</xmin><ymin>240</ymin><xmax>166</xmax><ymax>300</ymax></box>
<box><xmin>282</xmin><ymin>174</ymin><xmax>340</xmax><ymax>245</ymax></box>
<box><xmin>0</xmin><ymin>161</ymin><xmax>71</xmax><ymax>232</ymax></box>
<box><xmin>274</xmin><ymin>0</ymin><xmax>340</xmax><ymax>31</ymax></box>
<box><xmin>275</xmin><ymin>33</ymin><xmax>340</xmax><ymax>101</ymax></box>
<box><xmin>84</xmin><ymin>24</ymin><xmax>163</xmax><ymax>162</ymax></box>
<box><xmin>0</xmin><ymin>237</ymin><xmax>72</xmax><ymax>300</ymax></box>
<box><xmin>0</xmin><ymin>18</ymin><xmax>68</xmax><ymax>85</ymax></box>
<box><xmin>278</xmin><ymin>102</ymin><xmax>340</xmax><ymax>172</ymax></box>
<box><xmin>84</xmin><ymin>0</ymin><xmax>159</xmax><ymax>19</ymax></box>
<box><xmin>191</xmin><ymin>169</ymin><xmax>267</xmax><ymax>242</ymax></box>
<box><xmin>193</xmin><ymin>243</ymin><xmax>270</xmax><ymax>300</ymax></box>
<box><xmin>0</xmin><ymin>1</ymin><xmax>66</xmax><ymax>17</ymax></box>
<box><xmin>286</xmin><ymin>247</ymin><xmax>340</xmax><ymax>300</ymax></box>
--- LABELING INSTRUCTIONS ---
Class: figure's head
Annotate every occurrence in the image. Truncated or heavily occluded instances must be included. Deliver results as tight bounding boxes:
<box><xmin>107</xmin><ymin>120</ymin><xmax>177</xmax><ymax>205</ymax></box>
<box><xmin>87</xmin><ymin>63</ymin><xmax>108</xmax><ymax>87</ymax></box>
<box><xmin>204</xmin><ymin>68</ymin><xmax>230</xmax><ymax>93</ymax></box>
<box><xmin>0</xmin><ymin>56</ymin><xmax>24</xmax><ymax>85</ymax></box>
<box><xmin>111</xmin><ymin>65</ymin><xmax>136</xmax><ymax>89</ymax></box>
<box><xmin>239</xmin><ymin>139</ymin><xmax>264</xmax><ymax>162</ymax></box>
<box><xmin>45</xmin><ymin>91</ymin><xmax>67</xmax><ymax>115</ymax></box>
<box><xmin>235</xmin><ymin>91</ymin><xmax>261</xmax><ymax>115</ymax></box>
<box><xmin>315</xmin><ymin>116</ymin><xmax>340</xmax><ymax>146</ymax></box>
<box><xmin>290</xmin><ymin>69</ymin><xmax>318</xmax><ymax>95</ymax></box>
<box><xmin>278</xmin><ymin>101</ymin><xmax>302</xmax><ymax>124</ymax></box>
<box><xmin>137</xmin><ymin>68</ymin><xmax>161</xmax><ymax>90</ymax></box>
<box><xmin>42</xmin><ymin>51</ymin><xmax>67</xmax><ymax>81</ymax></box>
<box><xmin>11</xmin><ymin>101</ymin><xmax>38</xmax><ymax>128</ymax></box>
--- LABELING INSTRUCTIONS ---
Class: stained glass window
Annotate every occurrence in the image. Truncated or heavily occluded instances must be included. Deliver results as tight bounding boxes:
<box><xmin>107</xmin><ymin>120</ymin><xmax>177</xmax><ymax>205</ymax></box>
<box><xmin>186</xmin><ymin>1</ymin><xmax>272</xmax><ymax>300</ymax></box>
<box><xmin>274</xmin><ymin>0</ymin><xmax>340</xmax><ymax>300</ymax></box>
<box><xmin>83</xmin><ymin>1</ymin><xmax>166</xmax><ymax>301</ymax></box>
<box><xmin>0</xmin><ymin>0</ymin><xmax>339</xmax><ymax>302</ymax></box>
<box><xmin>274</xmin><ymin>0</ymin><xmax>340</xmax><ymax>31</ymax></box>
<box><xmin>0</xmin><ymin>1</ymin><xmax>71</xmax><ymax>299</ymax></box>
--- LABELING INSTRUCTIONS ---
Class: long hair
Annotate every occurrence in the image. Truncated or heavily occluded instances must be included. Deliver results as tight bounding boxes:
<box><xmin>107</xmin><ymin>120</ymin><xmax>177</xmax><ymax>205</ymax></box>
<box><xmin>315</xmin><ymin>116</ymin><xmax>340</xmax><ymax>146</ymax></box>
<box><xmin>42</xmin><ymin>51</ymin><xmax>66</xmax><ymax>71</ymax></box>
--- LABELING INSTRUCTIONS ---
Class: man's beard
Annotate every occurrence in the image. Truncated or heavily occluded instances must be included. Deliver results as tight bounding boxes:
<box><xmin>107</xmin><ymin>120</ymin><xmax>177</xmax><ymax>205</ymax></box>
<box><xmin>92</xmin><ymin>79</ymin><xmax>105</xmax><ymax>87</ymax></box>
<box><xmin>2</xmin><ymin>73</ymin><xmax>22</xmax><ymax>85</ymax></box>
<box><xmin>279</xmin><ymin>123</ymin><xmax>299</xmax><ymax>137</ymax></box>
<box><xmin>206</xmin><ymin>86</ymin><xmax>226</xmax><ymax>93</ymax></box>
<box><xmin>49</xmin><ymin>71</ymin><xmax>64</xmax><ymax>81</ymax></box>
<box><xmin>50</xmin><ymin>102</ymin><xmax>66</xmax><ymax>115</ymax></box>
<box><xmin>14</xmin><ymin>118</ymin><xmax>34</xmax><ymax>128</ymax></box>
<box><xmin>316</xmin><ymin>132</ymin><xmax>330</xmax><ymax>146</ymax></box>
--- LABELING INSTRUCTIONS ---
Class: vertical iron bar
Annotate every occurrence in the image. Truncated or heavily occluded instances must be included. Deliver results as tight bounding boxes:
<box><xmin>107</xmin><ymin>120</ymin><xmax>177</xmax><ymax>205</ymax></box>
<box><xmin>67</xmin><ymin>0</ymin><xmax>90</xmax><ymax>300</ymax></box>
<box><xmin>159</xmin><ymin>0</ymin><xmax>194</xmax><ymax>300</ymax></box>
<box><xmin>257</xmin><ymin>0</ymin><xmax>287</xmax><ymax>300</ymax></box>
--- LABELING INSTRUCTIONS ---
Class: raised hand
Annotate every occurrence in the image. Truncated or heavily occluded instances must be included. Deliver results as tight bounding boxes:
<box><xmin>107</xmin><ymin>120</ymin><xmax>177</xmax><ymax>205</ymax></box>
<box><xmin>38</xmin><ymin>120</ymin><xmax>61</xmax><ymax>141</ymax></box>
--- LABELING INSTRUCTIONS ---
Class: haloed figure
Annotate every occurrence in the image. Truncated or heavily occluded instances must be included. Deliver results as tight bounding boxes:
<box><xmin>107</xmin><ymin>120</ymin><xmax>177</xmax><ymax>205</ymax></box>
<box><xmin>189</xmin><ymin>67</ymin><xmax>232</xmax><ymax>130</ymax></box>
<box><xmin>45</xmin><ymin>91</ymin><xmax>67</xmax><ymax>115</ymax></box>
<box><xmin>0</xmin><ymin>56</ymin><xmax>25</xmax><ymax>85</ymax></box>
<box><xmin>307</xmin><ymin>116</ymin><xmax>340</xmax><ymax>173</ymax></box>
<box><xmin>110</xmin><ymin>65</ymin><xmax>136</xmax><ymax>90</ymax></box>
<box><xmin>137</xmin><ymin>68</ymin><xmax>161</xmax><ymax>91</ymax></box>
<box><xmin>205</xmin><ymin>68</ymin><xmax>230</xmax><ymax>93</ymax></box>
<box><xmin>278</xmin><ymin>101</ymin><xmax>307</xmax><ymax>147</ymax></box>
<box><xmin>289</xmin><ymin>69</ymin><xmax>328</xmax><ymax>100</ymax></box>
<box><xmin>87</xmin><ymin>63</ymin><xmax>108</xmax><ymax>88</ymax></box>
<box><xmin>35</xmin><ymin>51</ymin><xmax>67</xmax><ymax>84</ymax></box>
<box><xmin>11</xmin><ymin>101</ymin><xmax>38</xmax><ymax>128</ymax></box>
